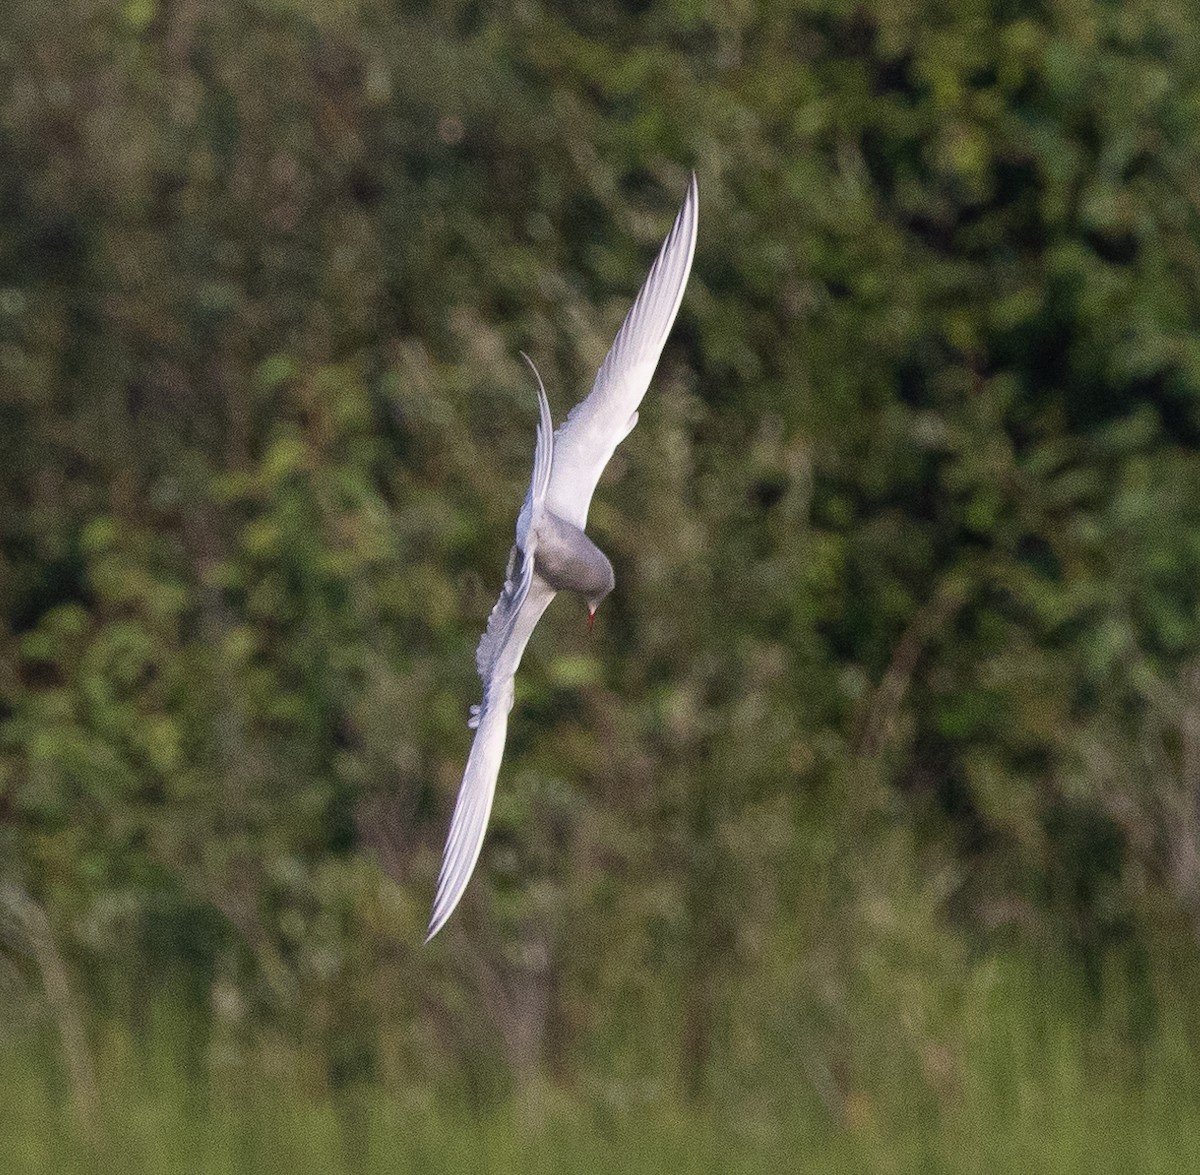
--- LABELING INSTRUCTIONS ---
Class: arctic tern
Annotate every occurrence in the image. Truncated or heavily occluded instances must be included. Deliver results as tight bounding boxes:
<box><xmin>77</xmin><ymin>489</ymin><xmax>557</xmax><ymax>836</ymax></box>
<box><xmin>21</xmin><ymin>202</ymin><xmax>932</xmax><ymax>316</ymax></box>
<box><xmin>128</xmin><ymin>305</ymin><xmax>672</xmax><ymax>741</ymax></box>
<box><xmin>427</xmin><ymin>173</ymin><xmax>699</xmax><ymax>940</ymax></box>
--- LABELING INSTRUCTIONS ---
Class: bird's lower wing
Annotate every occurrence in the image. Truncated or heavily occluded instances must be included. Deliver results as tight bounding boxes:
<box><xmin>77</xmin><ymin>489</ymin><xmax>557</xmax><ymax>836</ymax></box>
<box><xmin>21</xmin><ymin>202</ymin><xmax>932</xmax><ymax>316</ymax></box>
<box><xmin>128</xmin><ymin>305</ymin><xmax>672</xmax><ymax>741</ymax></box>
<box><xmin>426</xmin><ymin>675</ymin><xmax>513</xmax><ymax>941</ymax></box>
<box><xmin>429</xmin><ymin>573</ymin><xmax>556</xmax><ymax>940</ymax></box>
<box><xmin>476</xmin><ymin>542</ymin><xmax>535</xmax><ymax>683</ymax></box>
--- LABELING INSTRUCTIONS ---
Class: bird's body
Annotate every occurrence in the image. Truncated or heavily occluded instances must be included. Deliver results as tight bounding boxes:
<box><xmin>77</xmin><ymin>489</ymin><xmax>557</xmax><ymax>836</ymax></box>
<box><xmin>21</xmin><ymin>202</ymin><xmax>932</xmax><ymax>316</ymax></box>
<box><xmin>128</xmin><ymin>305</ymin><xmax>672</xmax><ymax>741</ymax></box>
<box><xmin>530</xmin><ymin>513</ymin><xmax>614</xmax><ymax>599</ymax></box>
<box><xmin>427</xmin><ymin>174</ymin><xmax>699</xmax><ymax>940</ymax></box>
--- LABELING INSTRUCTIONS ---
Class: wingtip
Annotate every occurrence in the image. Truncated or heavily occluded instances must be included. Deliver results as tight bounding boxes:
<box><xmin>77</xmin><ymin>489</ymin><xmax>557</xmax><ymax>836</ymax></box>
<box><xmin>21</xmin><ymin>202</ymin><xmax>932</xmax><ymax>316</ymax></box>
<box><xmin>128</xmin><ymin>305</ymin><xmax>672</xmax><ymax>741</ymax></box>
<box><xmin>425</xmin><ymin>884</ymin><xmax>458</xmax><ymax>943</ymax></box>
<box><xmin>676</xmin><ymin>171</ymin><xmax>699</xmax><ymax>252</ymax></box>
<box><xmin>424</xmin><ymin>847</ymin><xmax>473</xmax><ymax>944</ymax></box>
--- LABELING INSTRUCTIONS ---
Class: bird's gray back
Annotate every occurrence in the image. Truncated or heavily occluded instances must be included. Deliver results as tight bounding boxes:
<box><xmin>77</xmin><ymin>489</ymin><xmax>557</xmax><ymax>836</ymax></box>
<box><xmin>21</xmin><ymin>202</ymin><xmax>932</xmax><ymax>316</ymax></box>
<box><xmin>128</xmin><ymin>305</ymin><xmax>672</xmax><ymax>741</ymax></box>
<box><xmin>533</xmin><ymin>512</ymin><xmax>614</xmax><ymax>598</ymax></box>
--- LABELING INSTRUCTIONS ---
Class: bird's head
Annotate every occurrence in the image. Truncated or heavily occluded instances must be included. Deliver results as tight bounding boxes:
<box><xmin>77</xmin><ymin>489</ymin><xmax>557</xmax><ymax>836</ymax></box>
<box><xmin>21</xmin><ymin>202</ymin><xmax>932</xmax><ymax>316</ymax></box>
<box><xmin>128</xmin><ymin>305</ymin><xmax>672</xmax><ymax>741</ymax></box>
<box><xmin>586</xmin><ymin>567</ymin><xmax>615</xmax><ymax>632</ymax></box>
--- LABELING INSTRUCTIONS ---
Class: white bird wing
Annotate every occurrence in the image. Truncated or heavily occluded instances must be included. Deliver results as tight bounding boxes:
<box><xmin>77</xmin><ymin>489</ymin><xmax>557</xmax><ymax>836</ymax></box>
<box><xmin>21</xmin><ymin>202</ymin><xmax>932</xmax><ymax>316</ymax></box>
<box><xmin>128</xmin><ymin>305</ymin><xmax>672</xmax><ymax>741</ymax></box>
<box><xmin>427</xmin><ymin>366</ymin><xmax>557</xmax><ymax>941</ymax></box>
<box><xmin>426</xmin><ymin>571</ymin><xmax>555</xmax><ymax>941</ymax></box>
<box><xmin>544</xmin><ymin>172</ymin><xmax>698</xmax><ymax>529</ymax></box>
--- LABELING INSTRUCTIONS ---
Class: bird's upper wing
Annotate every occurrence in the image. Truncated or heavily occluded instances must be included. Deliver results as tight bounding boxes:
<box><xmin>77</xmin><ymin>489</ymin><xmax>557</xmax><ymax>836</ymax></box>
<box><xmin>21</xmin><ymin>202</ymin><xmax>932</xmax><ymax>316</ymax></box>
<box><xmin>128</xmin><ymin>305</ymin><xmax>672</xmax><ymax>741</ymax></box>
<box><xmin>544</xmin><ymin>172</ymin><xmax>698</xmax><ymax>529</ymax></box>
<box><xmin>427</xmin><ymin>367</ymin><xmax>558</xmax><ymax>941</ymax></box>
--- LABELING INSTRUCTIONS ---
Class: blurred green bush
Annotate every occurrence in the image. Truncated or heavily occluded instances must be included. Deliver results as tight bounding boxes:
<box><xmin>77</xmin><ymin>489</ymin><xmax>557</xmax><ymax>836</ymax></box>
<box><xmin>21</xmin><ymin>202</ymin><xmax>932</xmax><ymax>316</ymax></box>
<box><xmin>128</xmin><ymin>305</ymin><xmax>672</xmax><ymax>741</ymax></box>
<box><xmin>2</xmin><ymin>0</ymin><xmax>1200</xmax><ymax>1146</ymax></box>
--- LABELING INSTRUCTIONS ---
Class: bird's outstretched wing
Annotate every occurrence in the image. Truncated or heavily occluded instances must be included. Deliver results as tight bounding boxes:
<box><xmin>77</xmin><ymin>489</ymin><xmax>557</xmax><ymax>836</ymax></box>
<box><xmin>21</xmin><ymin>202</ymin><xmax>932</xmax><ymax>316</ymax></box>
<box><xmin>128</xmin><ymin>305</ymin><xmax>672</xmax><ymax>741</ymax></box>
<box><xmin>544</xmin><ymin>172</ymin><xmax>698</xmax><ymax>529</ymax></box>
<box><xmin>428</xmin><ymin>366</ymin><xmax>557</xmax><ymax>941</ymax></box>
<box><xmin>427</xmin><ymin>571</ymin><xmax>555</xmax><ymax>940</ymax></box>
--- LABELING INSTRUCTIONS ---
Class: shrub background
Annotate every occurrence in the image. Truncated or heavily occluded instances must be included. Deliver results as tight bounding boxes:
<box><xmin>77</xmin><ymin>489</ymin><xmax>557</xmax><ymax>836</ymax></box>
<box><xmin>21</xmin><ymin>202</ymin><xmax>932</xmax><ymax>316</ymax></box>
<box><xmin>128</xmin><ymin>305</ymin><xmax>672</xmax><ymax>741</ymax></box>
<box><xmin>3</xmin><ymin>1</ymin><xmax>1200</xmax><ymax>1169</ymax></box>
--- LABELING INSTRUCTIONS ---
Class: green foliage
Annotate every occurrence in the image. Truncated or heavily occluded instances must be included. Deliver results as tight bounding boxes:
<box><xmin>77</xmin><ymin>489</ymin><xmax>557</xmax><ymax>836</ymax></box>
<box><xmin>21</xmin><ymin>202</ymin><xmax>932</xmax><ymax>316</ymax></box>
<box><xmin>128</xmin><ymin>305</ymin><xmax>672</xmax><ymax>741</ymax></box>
<box><xmin>2</xmin><ymin>0</ymin><xmax>1200</xmax><ymax>1152</ymax></box>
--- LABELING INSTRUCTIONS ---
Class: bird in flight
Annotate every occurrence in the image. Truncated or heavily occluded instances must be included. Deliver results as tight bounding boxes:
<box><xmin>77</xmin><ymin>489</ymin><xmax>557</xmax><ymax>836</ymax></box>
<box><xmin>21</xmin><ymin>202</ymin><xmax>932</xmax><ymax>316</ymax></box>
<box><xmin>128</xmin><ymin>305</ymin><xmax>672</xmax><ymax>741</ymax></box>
<box><xmin>427</xmin><ymin>173</ymin><xmax>699</xmax><ymax>940</ymax></box>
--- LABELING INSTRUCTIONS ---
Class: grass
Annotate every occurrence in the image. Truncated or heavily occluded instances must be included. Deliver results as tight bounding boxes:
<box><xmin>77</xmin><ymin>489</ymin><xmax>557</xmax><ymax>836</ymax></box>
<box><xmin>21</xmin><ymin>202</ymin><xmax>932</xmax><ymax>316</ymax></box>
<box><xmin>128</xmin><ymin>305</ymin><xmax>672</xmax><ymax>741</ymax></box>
<box><xmin>4</xmin><ymin>950</ymin><xmax>1200</xmax><ymax>1175</ymax></box>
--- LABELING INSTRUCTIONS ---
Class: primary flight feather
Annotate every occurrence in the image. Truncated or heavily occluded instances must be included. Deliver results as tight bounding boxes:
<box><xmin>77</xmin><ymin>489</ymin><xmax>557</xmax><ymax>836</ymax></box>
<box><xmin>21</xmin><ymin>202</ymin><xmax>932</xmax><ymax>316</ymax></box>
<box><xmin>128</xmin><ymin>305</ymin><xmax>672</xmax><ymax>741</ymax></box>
<box><xmin>427</xmin><ymin>173</ymin><xmax>699</xmax><ymax>941</ymax></box>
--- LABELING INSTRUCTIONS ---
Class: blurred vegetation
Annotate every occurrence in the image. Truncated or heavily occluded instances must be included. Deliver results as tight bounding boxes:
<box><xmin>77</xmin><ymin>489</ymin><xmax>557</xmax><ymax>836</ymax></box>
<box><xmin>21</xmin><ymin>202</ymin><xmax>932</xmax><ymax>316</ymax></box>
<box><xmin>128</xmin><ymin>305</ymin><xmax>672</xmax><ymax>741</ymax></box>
<box><xmin>3</xmin><ymin>0</ymin><xmax>1200</xmax><ymax>1167</ymax></box>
